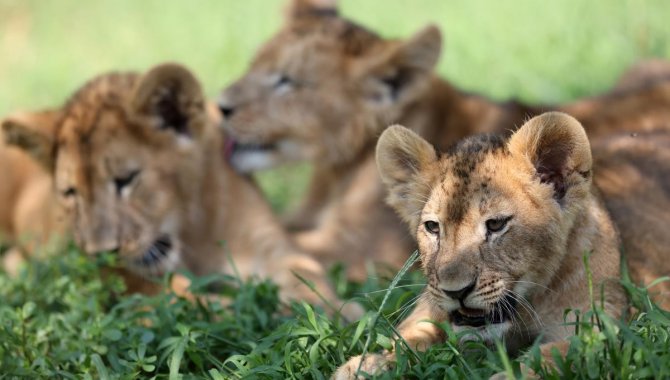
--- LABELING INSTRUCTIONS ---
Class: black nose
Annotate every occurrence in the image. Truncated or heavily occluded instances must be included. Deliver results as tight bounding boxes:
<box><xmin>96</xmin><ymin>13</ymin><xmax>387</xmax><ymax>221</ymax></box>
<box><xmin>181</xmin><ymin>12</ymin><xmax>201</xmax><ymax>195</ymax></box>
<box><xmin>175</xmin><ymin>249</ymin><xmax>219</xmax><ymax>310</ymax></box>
<box><xmin>442</xmin><ymin>280</ymin><xmax>476</xmax><ymax>301</ymax></box>
<box><xmin>218</xmin><ymin>103</ymin><xmax>235</xmax><ymax>118</ymax></box>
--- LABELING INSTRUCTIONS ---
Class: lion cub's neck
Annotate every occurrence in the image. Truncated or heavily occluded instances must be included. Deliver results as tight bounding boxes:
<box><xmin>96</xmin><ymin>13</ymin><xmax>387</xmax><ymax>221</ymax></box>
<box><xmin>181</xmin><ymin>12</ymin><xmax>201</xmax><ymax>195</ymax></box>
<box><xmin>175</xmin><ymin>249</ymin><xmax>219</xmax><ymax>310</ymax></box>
<box><xmin>513</xmin><ymin>191</ymin><xmax>623</xmax><ymax>347</ymax></box>
<box><xmin>181</xmin><ymin>128</ymin><xmax>293</xmax><ymax>277</ymax></box>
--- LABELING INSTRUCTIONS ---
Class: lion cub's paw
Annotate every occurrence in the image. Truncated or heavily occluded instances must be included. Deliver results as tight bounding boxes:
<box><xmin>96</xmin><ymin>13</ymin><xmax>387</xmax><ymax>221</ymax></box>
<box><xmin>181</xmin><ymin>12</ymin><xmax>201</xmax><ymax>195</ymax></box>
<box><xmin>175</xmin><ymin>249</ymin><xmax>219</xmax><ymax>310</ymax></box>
<box><xmin>331</xmin><ymin>353</ymin><xmax>393</xmax><ymax>380</ymax></box>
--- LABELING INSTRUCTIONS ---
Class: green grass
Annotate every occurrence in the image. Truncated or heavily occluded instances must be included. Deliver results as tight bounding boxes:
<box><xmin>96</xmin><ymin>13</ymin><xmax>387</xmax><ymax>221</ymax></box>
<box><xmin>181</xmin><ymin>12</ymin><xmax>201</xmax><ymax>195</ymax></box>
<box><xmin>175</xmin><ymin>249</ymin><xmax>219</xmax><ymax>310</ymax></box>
<box><xmin>1</xmin><ymin>247</ymin><xmax>669</xmax><ymax>378</ymax></box>
<box><xmin>1</xmin><ymin>1</ymin><xmax>670</xmax><ymax>378</ymax></box>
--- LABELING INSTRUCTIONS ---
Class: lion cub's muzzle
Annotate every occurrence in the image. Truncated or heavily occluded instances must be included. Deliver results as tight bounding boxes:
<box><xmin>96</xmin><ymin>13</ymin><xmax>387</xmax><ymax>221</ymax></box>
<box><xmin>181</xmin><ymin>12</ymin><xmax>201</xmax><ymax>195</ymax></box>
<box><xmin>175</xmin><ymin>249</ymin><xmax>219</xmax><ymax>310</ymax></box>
<box><xmin>126</xmin><ymin>235</ymin><xmax>180</xmax><ymax>276</ymax></box>
<box><xmin>132</xmin><ymin>235</ymin><xmax>172</xmax><ymax>267</ymax></box>
<box><xmin>449</xmin><ymin>294</ymin><xmax>517</xmax><ymax>327</ymax></box>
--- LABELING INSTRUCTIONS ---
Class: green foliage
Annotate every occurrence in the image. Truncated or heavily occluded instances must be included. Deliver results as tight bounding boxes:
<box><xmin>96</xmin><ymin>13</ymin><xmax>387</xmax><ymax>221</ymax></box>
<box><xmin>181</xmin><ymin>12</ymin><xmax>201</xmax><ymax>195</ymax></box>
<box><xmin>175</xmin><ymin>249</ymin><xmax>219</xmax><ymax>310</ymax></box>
<box><xmin>1</xmin><ymin>247</ymin><xmax>669</xmax><ymax>379</ymax></box>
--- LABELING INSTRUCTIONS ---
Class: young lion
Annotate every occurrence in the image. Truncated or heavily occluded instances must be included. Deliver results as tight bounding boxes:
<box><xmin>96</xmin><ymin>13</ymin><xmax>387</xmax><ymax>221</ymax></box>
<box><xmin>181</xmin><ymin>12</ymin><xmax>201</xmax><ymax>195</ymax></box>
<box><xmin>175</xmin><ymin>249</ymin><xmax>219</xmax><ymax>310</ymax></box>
<box><xmin>2</xmin><ymin>63</ymin><xmax>361</xmax><ymax>318</ymax></box>
<box><xmin>333</xmin><ymin>112</ymin><xmax>629</xmax><ymax>378</ymax></box>
<box><xmin>218</xmin><ymin>0</ymin><xmax>670</xmax><ymax>280</ymax></box>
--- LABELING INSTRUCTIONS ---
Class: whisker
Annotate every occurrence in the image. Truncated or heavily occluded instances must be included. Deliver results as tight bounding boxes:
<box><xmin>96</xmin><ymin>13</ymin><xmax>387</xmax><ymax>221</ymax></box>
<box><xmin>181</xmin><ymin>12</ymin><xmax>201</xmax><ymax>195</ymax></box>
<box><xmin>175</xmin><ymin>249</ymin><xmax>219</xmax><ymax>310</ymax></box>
<box><xmin>508</xmin><ymin>280</ymin><xmax>556</xmax><ymax>294</ymax></box>
<box><xmin>506</xmin><ymin>290</ymin><xmax>543</xmax><ymax>330</ymax></box>
<box><xmin>358</xmin><ymin>283</ymin><xmax>426</xmax><ymax>295</ymax></box>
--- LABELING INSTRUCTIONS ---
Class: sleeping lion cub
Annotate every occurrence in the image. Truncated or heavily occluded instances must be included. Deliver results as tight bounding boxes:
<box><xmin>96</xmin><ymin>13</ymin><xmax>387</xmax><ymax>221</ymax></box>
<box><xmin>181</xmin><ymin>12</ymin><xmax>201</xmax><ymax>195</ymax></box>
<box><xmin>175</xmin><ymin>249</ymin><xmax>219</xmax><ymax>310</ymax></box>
<box><xmin>334</xmin><ymin>112</ymin><xmax>628</xmax><ymax>378</ymax></box>
<box><xmin>1</xmin><ymin>63</ymin><xmax>360</xmax><ymax>318</ymax></box>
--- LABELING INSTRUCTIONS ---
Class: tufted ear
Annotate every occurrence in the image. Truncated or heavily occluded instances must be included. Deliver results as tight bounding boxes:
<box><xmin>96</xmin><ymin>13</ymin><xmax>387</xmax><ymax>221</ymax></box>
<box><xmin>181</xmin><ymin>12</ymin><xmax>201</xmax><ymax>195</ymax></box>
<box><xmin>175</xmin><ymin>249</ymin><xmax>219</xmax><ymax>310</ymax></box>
<box><xmin>508</xmin><ymin>112</ymin><xmax>592</xmax><ymax>203</ymax></box>
<box><xmin>376</xmin><ymin>125</ymin><xmax>438</xmax><ymax>230</ymax></box>
<box><xmin>286</xmin><ymin>0</ymin><xmax>338</xmax><ymax>19</ymax></box>
<box><xmin>366</xmin><ymin>25</ymin><xmax>442</xmax><ymax>108</ymax></box>
<box><xmin>130</xmin><ymin>63</ymin><xmax>206</xmax><ymax>138</ymax></box>
<box><xmin>2</xmin><ymin>109</ymin><xmax>61</xmax><ymax>170</ymax></box>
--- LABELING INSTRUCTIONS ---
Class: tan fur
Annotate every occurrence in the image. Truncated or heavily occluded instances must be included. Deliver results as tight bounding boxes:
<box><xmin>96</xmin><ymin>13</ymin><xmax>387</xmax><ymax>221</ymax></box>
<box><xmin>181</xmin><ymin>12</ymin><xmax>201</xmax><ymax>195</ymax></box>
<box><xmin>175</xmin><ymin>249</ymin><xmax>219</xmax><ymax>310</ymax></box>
<box><xmin>334</xmin><ymin>113</ymin><xmax>629</xmax><ymax>379</ymax></box>
<box><xmin>592</xmin><ymin>130</ymin><xmax>670</xmax><ymax>309</ymax></box>
<box><xmin>1</xmin><ymin>63</ymin><xmax>362</xmax><ymax>319</ymax></box>
<box><xmin>218</xmin><ymin>0</ymin><xmax>670</xmax><ymax>281</ymax></box>
<box><xmin>0</xmin><ymin>111</ymin><xmax>68</xmax><ymax>275</ymax></box>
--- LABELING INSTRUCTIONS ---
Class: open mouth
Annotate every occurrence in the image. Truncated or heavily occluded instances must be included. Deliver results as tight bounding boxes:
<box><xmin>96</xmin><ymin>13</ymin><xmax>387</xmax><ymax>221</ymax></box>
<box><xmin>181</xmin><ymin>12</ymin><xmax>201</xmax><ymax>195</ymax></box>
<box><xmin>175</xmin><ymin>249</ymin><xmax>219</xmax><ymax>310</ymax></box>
<box><xmin>223</xmin><ymin>137</ymin><xmax>276</xmax><ymax>161</ymax></box>
<box><xmin>133</xmin><ymin>235</ymin><xmax>174</xmax><ymax>269</ymax></box>
<box><xmin>449</xmin><ymin>296</ymin><xmax>517</xmax><ymax>327</ymax></box>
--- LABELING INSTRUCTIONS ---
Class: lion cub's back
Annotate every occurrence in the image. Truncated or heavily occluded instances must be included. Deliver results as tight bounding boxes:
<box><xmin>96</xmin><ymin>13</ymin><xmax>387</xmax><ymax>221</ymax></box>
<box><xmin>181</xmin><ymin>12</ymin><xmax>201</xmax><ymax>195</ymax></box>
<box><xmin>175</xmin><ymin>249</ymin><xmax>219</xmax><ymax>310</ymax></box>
<box><xmin>593</xmin><ymin>130</ymin><xmax>670</xmax><ymax>309</ymax></box>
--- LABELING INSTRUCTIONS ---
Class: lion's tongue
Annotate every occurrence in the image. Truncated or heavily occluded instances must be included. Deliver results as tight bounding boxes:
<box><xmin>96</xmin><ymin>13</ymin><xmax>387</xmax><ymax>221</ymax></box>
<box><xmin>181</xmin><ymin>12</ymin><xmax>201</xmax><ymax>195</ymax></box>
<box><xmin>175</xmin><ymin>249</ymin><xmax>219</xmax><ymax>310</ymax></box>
<box><xmin>223</xmin><ymin>137</ymin><xmax>236</xmax><ymax>161</ymax></box>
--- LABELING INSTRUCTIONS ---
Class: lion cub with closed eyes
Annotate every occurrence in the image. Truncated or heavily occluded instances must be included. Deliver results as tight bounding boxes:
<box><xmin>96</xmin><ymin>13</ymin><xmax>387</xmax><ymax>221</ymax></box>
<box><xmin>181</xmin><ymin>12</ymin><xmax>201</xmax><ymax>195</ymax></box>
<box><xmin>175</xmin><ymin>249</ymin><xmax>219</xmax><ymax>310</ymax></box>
<box><xmin>334</xmin><ymin>112</ymin><xmax>627</xmax><ymax>378</ymax></box>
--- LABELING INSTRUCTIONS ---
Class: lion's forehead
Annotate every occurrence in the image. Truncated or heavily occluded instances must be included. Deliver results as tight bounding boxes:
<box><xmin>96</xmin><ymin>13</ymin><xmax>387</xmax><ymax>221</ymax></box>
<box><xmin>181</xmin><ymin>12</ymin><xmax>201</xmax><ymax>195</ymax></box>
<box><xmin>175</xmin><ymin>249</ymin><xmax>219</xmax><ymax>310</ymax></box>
<box><xmin>254</xmin><ymin>15</ymin><xmax>383</xmax><ymax>69</ymax></box>
<box><xmin>53</xmin><ymin>73</ymin><xmax>147</xmax><ymax>189</ymax></box>
<box><xmin>57</xmin><ymin>72</ymin><xmax>139</xmax><ymax>142</ymax></box>
<box><xmin>430</xmin><ymin>134</ymin><xmax>510</xmax><ymax>223</ymax></box>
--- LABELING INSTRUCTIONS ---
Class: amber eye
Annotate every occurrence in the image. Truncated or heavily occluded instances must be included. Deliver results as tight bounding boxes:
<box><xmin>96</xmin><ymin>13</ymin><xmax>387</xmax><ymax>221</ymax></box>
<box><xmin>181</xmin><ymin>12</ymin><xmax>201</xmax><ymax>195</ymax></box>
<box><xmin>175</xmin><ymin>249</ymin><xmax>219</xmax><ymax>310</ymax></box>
<box><xmin>485</xmin><ymin>217</ymin><xmax>511</xmax><ymax>233</ymax></box>
<box><xmin>424</xmin><ymin>220</ymin><xmax>440</xmax><ymax>235</ymax></box>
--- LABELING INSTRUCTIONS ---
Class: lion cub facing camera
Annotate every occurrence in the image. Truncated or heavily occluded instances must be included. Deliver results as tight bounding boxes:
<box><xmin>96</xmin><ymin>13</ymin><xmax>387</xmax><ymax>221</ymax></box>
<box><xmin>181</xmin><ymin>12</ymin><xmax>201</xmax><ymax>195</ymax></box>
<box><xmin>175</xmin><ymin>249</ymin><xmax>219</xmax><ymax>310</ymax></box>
<box><xmin>334</xmin><ymin>112</ymin><xmax>627</xmax><ymax>378</ymax></box>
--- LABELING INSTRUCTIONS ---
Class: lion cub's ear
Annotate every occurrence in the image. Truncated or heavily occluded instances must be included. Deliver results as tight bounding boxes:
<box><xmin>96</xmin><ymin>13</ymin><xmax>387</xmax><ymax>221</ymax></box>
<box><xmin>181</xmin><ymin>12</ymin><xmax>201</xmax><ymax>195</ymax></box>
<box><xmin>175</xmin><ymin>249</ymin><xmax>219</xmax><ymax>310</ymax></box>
<box><xmin>287</xmin><ymin>0</ymin><xmax>338</xmax><ymax>19</ymax></box>
<box><xmin>377</xmin><ymin>125</ymin><xmax>438</xmax><ymax>230</ymax></box>
<box><xmin>2</xmin><ymin>109</ymin><xmax>61</xmax><ymax>170</ymax></box>
<box><xmin>508</xmin><ymin>112</ymin><xmax>592</xmax><ymax>203</ymax></box>
<box><xmin>131</xmin><ymin>63</ymin><xmax>206</xmax><ymax>138</ymax></box>
<box><xmin>367</xmin><ymin>25</ymin><xmax>442</xmax><ymax>108</ymax></box>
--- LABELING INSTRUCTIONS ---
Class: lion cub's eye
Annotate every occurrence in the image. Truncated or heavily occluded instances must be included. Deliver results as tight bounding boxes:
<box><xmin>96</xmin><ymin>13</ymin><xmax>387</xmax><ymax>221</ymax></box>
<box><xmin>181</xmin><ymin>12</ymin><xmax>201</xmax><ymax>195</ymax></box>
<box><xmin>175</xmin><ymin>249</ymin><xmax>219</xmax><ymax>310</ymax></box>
<box><xmin>114</xmin><ymin>170</ymin><xmax>140</xmax><ymax>195</ymax></box>
<box><xmin>62</xmin><ymin>187</ymin><xmax>77</xmax><ymax>198</ymax></box>
<box><xmin>273</xmin><ymin>74</ymin><xmax>293</xmax><ymax>92</ymax></box>
<box><xmin>275</xmin><ymin>75</ymin><xmax>291</xmax><ymax>86</ymax></box>
<box><xmin>424</xmin><ymin>220</ymin><xmax>440</xmax><ymax>235</ymax></box>
<box><xmin>485</xmin><ymin>217</ymin><xmax>511</xmax><ymax>233</ymax></box>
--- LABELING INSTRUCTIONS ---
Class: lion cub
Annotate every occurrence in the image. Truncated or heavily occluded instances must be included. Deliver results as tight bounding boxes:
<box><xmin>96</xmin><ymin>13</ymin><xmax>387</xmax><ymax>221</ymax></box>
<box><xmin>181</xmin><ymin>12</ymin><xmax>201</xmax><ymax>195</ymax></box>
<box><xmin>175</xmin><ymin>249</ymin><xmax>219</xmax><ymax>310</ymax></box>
<box><xmin>334</xmin><ymin>112</ymin><xmax>627</xmax><ymax>378</ymax></box>
<box><xmin>219</xmin><ymin>0</ymin><xmax>670</xmax><ymax>282</ymax></box>
<box><xmin>2</xmin><ymin>63</ymin><xmax>361</xmax><ymax>318</ymax></box>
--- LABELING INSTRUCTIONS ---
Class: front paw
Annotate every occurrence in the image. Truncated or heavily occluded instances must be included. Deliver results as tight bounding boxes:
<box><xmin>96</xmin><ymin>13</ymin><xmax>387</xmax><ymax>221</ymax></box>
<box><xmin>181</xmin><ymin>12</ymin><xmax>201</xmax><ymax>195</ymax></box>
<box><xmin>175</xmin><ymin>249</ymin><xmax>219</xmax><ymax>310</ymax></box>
<box><xmin>332</xmin><ymin>353</ymin><xmax>393</xmax><ymax>380</ymax></box>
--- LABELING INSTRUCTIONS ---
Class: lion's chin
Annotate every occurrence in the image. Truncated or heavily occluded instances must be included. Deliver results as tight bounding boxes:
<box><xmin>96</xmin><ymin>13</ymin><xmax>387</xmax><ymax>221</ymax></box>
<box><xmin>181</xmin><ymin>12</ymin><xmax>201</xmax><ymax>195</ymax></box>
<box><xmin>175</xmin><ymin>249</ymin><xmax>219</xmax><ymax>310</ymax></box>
<box><xmin>128</xmin><ymin>235</ymin><xmax>180</xmax><ymax>277</ymax></box>
<box><xmin>452</xmin><ymin>320</ymin><xmax>513</xmax><ymax>344</ymax></box>
<box><xmin>449</xmin><ymin>295</ymin><xmax>517</xmax><ymax>327</ymax></box>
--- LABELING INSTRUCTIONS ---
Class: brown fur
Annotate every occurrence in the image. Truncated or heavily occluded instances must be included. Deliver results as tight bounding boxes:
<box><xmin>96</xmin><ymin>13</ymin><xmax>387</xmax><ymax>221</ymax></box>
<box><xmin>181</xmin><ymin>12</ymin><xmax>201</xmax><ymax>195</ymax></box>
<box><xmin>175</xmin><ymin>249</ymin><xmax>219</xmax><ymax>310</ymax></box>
<box><xmin>1</xmin><ymin>63</ymin><xmax>362</xmax><ymax>319</ymax></box>
<box><xmin>0</xmin><ymin>111</ymin><xmax>68</xmax><ymax>275</ymax></box>
<box><xmin>218</xmin><ymin>0</ymin><xmax>670</xmax><ymax>281</ymax></box>
<box><xmin>334</xmin><ymin>113</ymin><xmax>629</xmax><ymax>379</ymax></box>
<box><xmin>592</xmin><ymin>130</ymin><xmax>670</xmax><ymax>309</ymax></box>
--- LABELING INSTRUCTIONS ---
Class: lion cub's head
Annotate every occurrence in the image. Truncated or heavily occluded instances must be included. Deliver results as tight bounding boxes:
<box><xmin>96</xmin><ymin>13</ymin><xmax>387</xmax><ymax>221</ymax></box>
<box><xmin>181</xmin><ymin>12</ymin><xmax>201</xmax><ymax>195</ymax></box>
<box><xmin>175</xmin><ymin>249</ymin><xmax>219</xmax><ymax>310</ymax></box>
<box><xmin>2</xmin><ymin>63</ymin><xmax>213</xmax><ymax>277</ymax></box>
<box><xmin>218</xmin><ymin>0</ymin><xmax>441</xmax><ymax>172</ymax></box>
<box><xmin>377</xmin><ymin>112</ymin><xmax>592</xmax><ymax>338</ymax></box>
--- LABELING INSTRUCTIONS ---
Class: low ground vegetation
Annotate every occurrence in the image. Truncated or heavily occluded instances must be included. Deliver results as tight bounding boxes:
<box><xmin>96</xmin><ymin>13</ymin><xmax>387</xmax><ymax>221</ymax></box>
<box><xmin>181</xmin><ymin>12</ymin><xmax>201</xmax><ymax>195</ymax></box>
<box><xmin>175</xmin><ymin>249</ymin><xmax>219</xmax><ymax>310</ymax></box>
<box><xmin>0</xmin><ymin>247</ymin><xmax>669</xmax><ymax>378</ymax></box>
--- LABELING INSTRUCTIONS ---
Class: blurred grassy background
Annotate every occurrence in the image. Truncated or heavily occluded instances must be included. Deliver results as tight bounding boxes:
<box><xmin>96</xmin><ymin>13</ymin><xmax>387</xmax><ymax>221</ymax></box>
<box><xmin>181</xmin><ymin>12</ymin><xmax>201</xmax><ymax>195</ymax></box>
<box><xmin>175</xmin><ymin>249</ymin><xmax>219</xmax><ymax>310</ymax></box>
<box><xmin>1</xmin><ymin>0</ymin><xmax>669</xmax><ymax>209</ymax></box>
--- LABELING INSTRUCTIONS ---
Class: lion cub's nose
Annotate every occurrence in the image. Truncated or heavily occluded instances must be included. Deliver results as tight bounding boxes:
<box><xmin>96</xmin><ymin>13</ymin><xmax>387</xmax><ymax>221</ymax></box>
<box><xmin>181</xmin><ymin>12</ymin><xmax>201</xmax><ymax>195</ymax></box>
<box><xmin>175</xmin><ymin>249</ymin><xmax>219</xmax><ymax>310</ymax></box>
<box><xmin>442</xmin><ymin>280</ymin><xmax>476</xmax><ymax>301</ymax></box>
<box><xmin>217</xmin><ymin>101</ymin><xmax>236</xmax><ymax>119</ymax></box>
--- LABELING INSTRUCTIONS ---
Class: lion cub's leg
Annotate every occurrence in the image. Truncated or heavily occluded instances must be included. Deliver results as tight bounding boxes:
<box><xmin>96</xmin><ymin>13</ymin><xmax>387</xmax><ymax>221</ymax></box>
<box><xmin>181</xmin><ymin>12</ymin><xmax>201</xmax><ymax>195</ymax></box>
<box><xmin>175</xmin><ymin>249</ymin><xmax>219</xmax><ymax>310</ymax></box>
<box><xmin>332</xmin><ymin>296</ymin><xmax>445</xmax><ymax>379</ymax></box>
<box><xmin>1</xmin><ymin>247</ymin><xmax>26</xmax><ymax>277</ymax></box>
<box><xmin>270</xmin><ymin>252</ymin><xmax>364</xmax><ymax>321</ymax></box>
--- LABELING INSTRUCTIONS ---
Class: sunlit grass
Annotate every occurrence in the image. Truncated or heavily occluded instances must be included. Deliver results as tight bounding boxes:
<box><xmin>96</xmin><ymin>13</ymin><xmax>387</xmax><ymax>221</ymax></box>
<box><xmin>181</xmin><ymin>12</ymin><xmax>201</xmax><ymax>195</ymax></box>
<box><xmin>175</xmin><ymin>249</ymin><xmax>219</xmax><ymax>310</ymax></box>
<box><xmin>1</xmin><ymin>248</ymin><xmax>669</xmax><ymax>378</ymax></box>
